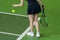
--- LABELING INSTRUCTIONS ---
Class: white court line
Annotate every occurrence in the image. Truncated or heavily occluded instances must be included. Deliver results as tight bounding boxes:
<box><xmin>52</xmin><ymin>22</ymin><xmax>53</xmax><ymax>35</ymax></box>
<box><xmin>0</xmin><ymin>32</ymin><xmax>20</xmax><ymax>36</ymax></box>
<box><xmin>0</xmin><ymin>12</ymin><xmax>40</xmax><ymax>19</ymax></box>
<box><xmin>16</xmin><ymin>27</ymin><xmax>30</xmax><ymax>40</ymax></box>
<box><xmin>0</xmin><ymin>12</ymin><xmax>28</xmax><ymax>17</ymax></box>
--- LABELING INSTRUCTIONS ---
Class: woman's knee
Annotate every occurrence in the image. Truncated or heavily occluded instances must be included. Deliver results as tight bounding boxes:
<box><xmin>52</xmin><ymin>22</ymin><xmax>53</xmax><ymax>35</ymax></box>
<box><xmin>34</xmin><ymin>14</ymin><xmax>38</xmax><ymax>22</ymax></box>
<box><xmin>28</xmin><ymin>15</ymin><xmax>34</xmax><ymax>22</ymax></box>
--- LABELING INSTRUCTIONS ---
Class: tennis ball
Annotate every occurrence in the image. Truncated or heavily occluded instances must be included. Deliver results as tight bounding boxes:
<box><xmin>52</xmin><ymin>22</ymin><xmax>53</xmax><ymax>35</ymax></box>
<box><xmin>12</xmin><ymin>9</ymin><xmax>15</xmax><ymax>13</ymax></box>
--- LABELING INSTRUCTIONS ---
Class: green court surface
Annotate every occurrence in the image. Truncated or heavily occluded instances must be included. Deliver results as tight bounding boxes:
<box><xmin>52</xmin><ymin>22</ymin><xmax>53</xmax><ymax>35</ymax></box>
<box><xmin>0</xmin><ymin>0</ymin><xmax>60</xmax><ymax>40</ymax></box>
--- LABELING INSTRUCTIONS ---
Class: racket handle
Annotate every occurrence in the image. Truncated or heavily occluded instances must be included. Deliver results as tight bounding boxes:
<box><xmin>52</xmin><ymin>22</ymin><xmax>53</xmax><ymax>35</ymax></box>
<box><xmin>41</xmin><ymin>4</ymin><xmax>46</xmax><ymax>17</ymax></box>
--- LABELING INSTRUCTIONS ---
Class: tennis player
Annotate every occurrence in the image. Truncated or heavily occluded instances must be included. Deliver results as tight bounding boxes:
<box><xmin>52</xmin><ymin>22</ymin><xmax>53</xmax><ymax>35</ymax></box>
<box><xmin>13</xmin><ymin>0</ymin><xmax>42</xmax><ymax>37</ymax></box>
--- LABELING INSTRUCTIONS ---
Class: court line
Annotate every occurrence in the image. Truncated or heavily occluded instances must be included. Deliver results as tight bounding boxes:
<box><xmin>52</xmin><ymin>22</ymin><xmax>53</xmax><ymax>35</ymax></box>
<box><xmin>0</xmin><ymin>31</ymin><xmax>20</xmax><ymax>36</ymax></box>
<box><xmin>16</xmin><ymin>27</ymin><xmax>30</xmax><ymax>40</ymax></box>
<box><xmin>0</xmin><ymin>12</ymin><xmax>28</xmax><ymax>17</ymax></box>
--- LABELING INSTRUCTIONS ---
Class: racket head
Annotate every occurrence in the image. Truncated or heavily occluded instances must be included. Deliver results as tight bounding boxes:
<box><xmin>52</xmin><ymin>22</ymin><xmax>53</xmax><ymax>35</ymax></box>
<box><xmin>40</xmin><ymin>17</ymin><xmax>48</xmax><ymax>27</ymax></box>
<box><xmin>40</xmin><ymin>4</ymin><xmax>48</xmax><ymax>27</ymax></box>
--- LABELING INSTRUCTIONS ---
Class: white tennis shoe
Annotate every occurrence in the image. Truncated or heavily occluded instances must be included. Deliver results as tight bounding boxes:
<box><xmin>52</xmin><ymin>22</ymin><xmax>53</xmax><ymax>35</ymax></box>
<box><xmin>36</xmin><ymin>32</ymin><xmax>40</xmax><ymax>37</ymax></box>
<box><xmin>27</xmin><ymin>32</ymin><xmax>34</xmax><ymax>37</ymax></box>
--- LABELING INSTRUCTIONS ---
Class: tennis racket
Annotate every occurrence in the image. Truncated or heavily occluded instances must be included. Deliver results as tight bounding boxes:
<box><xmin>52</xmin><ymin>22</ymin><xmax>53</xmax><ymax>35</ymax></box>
<box><xmin>40</xmin><ymin>4</ymin><xmax>48</xmax><ymax>27</ymax></box>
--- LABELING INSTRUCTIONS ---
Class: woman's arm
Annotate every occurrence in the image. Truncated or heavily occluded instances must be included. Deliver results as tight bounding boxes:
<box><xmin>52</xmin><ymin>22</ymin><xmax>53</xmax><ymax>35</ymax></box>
<box><xmin>37</xmin><ymin>0</ymin><xmax>43</xmax><ymax>10</ymax></box>
<box><xmin>13</xmin><ymin>0</ymin><xmax>24</xmax><ymax>7</ymax></box>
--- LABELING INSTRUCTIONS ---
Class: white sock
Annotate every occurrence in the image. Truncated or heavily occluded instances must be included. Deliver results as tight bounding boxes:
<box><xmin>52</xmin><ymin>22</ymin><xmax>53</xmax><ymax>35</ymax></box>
<box><xmin>37</xmin><ymin>32</ymin><xmax>40</xmax><ymax>34</ymax></box>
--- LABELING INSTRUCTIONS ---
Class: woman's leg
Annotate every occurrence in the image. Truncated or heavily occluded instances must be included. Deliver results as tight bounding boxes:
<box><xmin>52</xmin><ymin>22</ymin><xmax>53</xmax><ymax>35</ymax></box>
<box><xmin>27</xmin><ymin>14</ymin><xmax>34</xmax><ymax>36</ymax></box>
<box><xmin>28</xmin><ymin>15</ymin><xmax>34</xmax><ymax>32</ymax></box>
<box><xmin>34</xmin><ymin>14</ymin><xmax>40</xmax><ymax>37</ymax></box>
